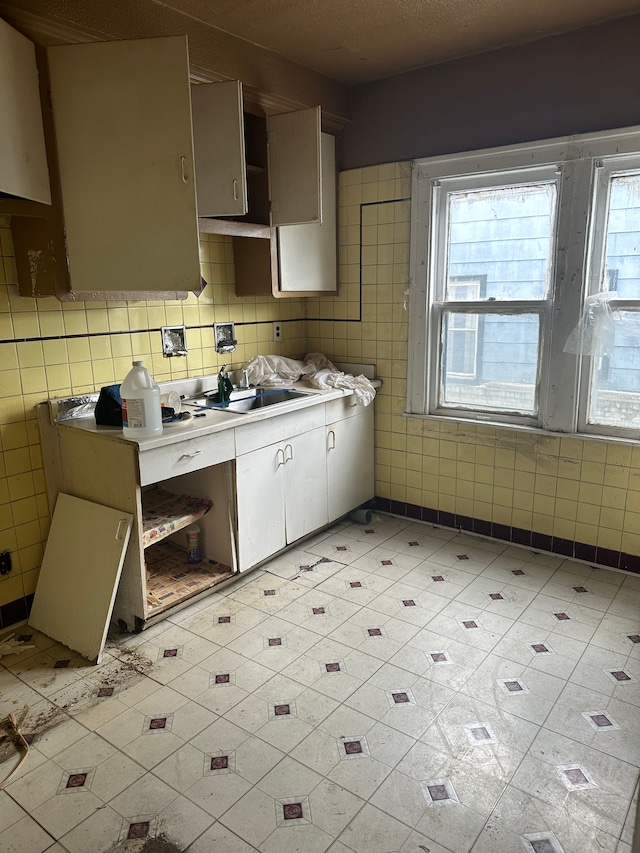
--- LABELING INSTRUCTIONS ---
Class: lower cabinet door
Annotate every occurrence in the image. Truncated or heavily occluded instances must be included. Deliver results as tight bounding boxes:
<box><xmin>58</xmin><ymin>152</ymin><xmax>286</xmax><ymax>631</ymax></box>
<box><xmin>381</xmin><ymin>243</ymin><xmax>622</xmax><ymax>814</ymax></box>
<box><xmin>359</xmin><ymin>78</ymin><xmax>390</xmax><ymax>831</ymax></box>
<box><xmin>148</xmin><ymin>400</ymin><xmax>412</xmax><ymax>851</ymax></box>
<box><xmin>236</xmin><ymin>442</ymin><xmax>287</xmax><ymax>571</ymax></box>
<box><xmin>235</xmin><ymin>427</ymin><xmax>328</xmax><ymax>572</ymax></box>
<box><xmin>284</xmin><ymin>427</ymin><xmax>328</xmax><ymax>544</ymax></box>
<box><xmin>327</xmin><ymin>407</ymin><xmax>374</xmax><ymax>522</ymax></box>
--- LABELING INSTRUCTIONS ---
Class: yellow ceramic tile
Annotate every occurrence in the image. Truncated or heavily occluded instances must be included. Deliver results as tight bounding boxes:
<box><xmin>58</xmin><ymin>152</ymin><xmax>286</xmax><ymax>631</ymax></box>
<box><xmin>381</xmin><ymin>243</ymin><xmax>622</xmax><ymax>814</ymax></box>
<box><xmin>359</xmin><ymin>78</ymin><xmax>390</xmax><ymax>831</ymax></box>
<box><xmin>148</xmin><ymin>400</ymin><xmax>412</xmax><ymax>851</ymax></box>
<box><xmin>601</xmin><ymin>486</ymin><xmax>627</xmax><ymax>510</ymax></box>
<box><xmin>560</xmin><ymin>437</ymin><xmax>584</xmax><ymax>460</ymax></box>
<box><xmin>21</xmin><ymin>567</ymin><xmax>40</xmax><ymax>596</ymax></box>
<box><xmin>582</xmin><ymin>441</ymin><xmax>607</xmax><ymax>463</ymax></box>
<box><xmin>606</xmin><ymin>444</ymin><xmax>633</xmax><ymax>468</ymax></box>
<box><xmin>0</xmin><ymin>503</ymin><xmax>13</xmax><ymax>531</ymax></box>
<box><xmin>4</xmin><ymin>448</ymin><xmax>31</xmax><ymax>477</ymax></box>
<box><xmin>69</xmin><ymin>362</ymin><xmax>94</xmax><ymax>389</ymax></box>
<box><xmin>20</xmin><ymin>367</ymin><xmax>47</xmax><ymax>395</ymax></box>
<box><xmin>63</xmin><ymin>311</ymin><xmax>88</xmax><ymax>335</ymax></box>
<box><xmin>532</xmin><ymin>513</ymin><xmax>554</xmax><ymax>535</ymax></box>
<box><xmin>556</xmin><ymin>478</ymin><xmax>579</xmax><ymax>501</ymax></box>
<box><xmin>16</xmin><ymin>340</ymin><xmax>44</xmax><ymax>368</ymax></box>
<box><xmin>512</xmin><ymin>508</ymin><xmax>533</xmax><ymax>530</ymax></box>
<box><xmin>575</xmin><ymin>522</ymin><xmax>598</xmax><ymax>546</ymax></box>
<box><xmin>553</xmin><ymin>518</ymin><xmax>575</xmax><ymax>540</ymax></box>
<box><xmin>19</xmin><ymin>543</ymin><xmax>43</xmax><ymax>573</ymax></box>
<box><xmin>599</xmin><ymin>506</ymin><xmax>623</xmax><ymax>532</ymax></box>
<box><xmin>45</xmin><ymin>364</ymin><xmax>71</xmax><ymax>392</ymax></box>
<box><xmin>622</xmin><ymin>531</ymin><xmax>640</xmax><ymax>554</ymax></box>
<box><xmin>555</xmin><ymin>498</ymin><xmax>578</xmax><ymax>521</ymax></box>
<box><xmin>493</xmin><ymin>487</ymin><xmax>513</xmax><ymax>508</ymax></box>
<box><xmin>12</xmin><ymin>313</ymin><xmax>40</xmax><ymax>338</ymax></box>
<box><xmin>534</xmin><ymin>474</ymin><xmax>556</xmax><ymax>497</ymax></box>
<box><xmin>0</xmin><ymin>422</ymin><xmax>29</xmax><ymax>451</ymax></box>
<box><xmin>597</xmin><ymin>526</ymin><xmax>622</xmax><ymax>551</ymax></box>
<box><xmin>513</xmin><ymin>489</ymin><xmax>533</xmax><ymax>512</ymax></box>
<box><xmin>578</xmin><ymin>482</ymin><xmax>603</xmax><ymax>506</ymax></box>
<box><xmin>0</xmin><ymin>575</ymin><xmax>24</xmax><ymax>607</ymax></box>
<box><xmin>580</xmin><ymin>461</ymin><xmax>605</xmax><ymax>485</ymax></box>
<box><xmin>604</xmin><ymin>465</ymin><xmax>630</xmax><ymax>490</ymax></box>
<box><xmin>42</xmin><ymin>339</ymin><xmax>69</xmax><ymax>365</ymax></box>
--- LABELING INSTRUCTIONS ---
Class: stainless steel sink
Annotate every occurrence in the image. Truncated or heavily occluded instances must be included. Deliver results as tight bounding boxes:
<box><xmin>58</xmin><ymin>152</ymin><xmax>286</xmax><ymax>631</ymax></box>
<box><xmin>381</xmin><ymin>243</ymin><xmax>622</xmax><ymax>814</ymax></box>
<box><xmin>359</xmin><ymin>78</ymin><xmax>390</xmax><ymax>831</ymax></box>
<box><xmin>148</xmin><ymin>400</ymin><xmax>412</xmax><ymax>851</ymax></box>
<box><xmin>186</xmin><ymin>387</ymin><xmax>317</xmax><ymax>413</ymax></box>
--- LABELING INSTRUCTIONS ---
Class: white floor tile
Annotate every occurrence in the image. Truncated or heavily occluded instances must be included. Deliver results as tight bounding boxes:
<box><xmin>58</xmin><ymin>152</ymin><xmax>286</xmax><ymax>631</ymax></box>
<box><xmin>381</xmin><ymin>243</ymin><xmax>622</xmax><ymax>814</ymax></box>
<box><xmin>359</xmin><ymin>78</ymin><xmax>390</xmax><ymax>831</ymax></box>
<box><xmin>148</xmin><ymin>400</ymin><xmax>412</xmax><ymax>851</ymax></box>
<box><xmin>1</xmin><ymin>515</ymin><xmax>637</xmax><ymax>853</ymax></box>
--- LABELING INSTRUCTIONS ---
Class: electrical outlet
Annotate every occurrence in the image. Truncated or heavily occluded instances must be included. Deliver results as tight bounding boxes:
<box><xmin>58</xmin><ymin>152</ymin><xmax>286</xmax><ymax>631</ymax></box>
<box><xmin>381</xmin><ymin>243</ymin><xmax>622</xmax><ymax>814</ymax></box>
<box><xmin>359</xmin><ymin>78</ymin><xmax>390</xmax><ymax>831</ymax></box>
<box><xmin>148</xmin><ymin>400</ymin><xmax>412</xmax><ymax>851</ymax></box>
<box><xmin>273</xmin><ymin>322</ymin><xmax>282</xmax><ymax>341</ymax></box>
<box><xmin>0</xmin><ymin>551</ymin><xmax>11</xmax><ymax>575</ymax></box>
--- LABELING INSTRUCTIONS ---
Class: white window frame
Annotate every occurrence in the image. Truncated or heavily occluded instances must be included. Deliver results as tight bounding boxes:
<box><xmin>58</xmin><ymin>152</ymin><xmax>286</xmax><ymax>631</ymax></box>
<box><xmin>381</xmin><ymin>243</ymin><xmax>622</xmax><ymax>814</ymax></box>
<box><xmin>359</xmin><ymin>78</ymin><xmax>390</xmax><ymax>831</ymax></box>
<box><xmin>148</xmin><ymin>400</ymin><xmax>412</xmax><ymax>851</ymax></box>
<box><xmin>407</xmin><ymin>125</ymin><xmax>640</xmax><ymax>439</ymax></box>
<box><xmin>578</xmin><ymin>157</ymin><xmax>640</xmax><ymax>438</ymax></box>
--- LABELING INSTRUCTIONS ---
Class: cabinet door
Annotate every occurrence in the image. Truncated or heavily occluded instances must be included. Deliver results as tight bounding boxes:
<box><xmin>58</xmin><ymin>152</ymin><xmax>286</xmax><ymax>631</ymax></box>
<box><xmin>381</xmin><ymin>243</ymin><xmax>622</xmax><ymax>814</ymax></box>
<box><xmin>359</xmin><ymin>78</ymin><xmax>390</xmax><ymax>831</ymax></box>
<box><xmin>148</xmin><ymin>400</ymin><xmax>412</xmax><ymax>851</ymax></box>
<box><xmin>267</xmin><ymin>106</ymin><xmax>321</xmax><ymax>226</ymax></box>
<box><xmin>0</xmin><ymin>18</ymin><xmax>50</xmax><ymax>204</ymax></box>
<box><xmin>284</xmin><ymin>427</ymin><xmax>328</xmax><ymax>542</ymax></box>
<box><xmin>327</xmin><ymin>408</ymin><xmax>374</xmax><ymax>522</ymax></box>
<box><xmin>191</xmin><ymin>80</ymin><xmax>248</xmax><ymax>217</ymax></box>
<box><xmin>236</xmin><ymin>442</ymin><xmax>287</xmax><ymax>571</ymax></box>
<box><xmin>29</xmin><ymin>493</ymin><xmax>132</xmax><ymax>664</ymax></box>
<box><xmin>277</xmin><ymin>132</ymin><xmax>337</xmax><ymax>294</ymax></box>
<box><xmin>47</xmin><ymin>36</ymin><xmax>200</xmax><ymax>293</ymax></box>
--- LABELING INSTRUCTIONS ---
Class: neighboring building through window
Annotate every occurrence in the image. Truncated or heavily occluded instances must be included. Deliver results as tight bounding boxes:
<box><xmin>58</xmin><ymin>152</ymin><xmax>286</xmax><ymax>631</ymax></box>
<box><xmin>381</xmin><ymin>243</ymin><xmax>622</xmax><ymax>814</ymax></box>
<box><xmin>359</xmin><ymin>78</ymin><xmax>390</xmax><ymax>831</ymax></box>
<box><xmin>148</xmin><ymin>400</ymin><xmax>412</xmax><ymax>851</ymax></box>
<box><xmin>408</xmin><ymin>127</ymin><xmax>640</xmax><ymax>438</ymax></box>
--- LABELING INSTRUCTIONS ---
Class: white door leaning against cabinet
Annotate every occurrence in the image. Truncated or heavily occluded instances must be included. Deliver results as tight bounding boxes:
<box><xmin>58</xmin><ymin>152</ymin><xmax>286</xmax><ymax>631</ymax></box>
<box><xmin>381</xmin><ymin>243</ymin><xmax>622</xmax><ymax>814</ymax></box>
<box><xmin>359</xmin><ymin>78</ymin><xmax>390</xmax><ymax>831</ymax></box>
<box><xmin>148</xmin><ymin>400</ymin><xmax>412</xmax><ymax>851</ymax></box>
<box><xmin>29</xmin><ymin>493</ymin><xmax>133</xmax><ymax>664</ymax></box>
<box><xmin>47</xmin><ymin>36</ymin><xmax>200</xmax><ymax>293</ymax></box>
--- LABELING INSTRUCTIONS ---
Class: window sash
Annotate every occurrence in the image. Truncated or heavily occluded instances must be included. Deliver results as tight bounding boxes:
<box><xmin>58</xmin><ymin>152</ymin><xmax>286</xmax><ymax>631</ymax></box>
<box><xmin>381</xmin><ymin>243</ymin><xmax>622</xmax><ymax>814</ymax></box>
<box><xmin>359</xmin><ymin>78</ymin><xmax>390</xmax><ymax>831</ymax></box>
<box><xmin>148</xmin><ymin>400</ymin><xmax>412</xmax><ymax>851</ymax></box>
<box><xmin>407</xmin><ymin>128</ymin><xmax>640</xmax><ymax>437</ymax></box>
<box><xmin>578</xmin><ymin>157</ymin><xmax>640</xmax><ymax>437</ymax></box>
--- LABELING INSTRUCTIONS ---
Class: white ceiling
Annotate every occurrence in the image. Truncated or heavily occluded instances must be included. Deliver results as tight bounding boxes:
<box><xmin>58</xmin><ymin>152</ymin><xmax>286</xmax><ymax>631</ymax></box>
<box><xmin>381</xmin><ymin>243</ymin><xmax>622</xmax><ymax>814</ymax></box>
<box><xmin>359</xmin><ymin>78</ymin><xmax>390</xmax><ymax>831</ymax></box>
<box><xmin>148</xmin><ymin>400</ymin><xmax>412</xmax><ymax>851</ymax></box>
<box><xmin>157</xmin><ymin>0</ymin><xmax>640</xmax><ymax>85</ymax></box>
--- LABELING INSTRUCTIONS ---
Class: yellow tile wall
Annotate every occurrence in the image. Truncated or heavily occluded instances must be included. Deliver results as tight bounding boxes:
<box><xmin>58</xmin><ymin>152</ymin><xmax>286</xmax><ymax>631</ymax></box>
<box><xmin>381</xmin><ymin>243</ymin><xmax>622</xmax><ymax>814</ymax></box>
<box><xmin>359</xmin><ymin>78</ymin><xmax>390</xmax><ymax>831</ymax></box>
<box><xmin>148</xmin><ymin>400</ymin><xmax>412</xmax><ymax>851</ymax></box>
<box><xmin>0</xmin><ymin>217</ymin><xmax>306</xmax><ymax>609</ymax></box>
<box><xmin>306</xmin><ymin>163</ymin><xmax>640</xmax><ymax>560</ymax></box>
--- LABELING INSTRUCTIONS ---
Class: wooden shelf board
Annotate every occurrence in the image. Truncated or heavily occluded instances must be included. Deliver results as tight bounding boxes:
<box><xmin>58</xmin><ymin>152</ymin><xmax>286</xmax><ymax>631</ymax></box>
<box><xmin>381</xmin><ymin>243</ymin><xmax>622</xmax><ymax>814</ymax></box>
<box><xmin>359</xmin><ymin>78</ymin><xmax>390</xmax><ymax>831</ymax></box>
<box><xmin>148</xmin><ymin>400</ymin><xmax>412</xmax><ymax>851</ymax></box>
<box><xmin>145</xmin><ymin>539</ymin><xmax>233</xmax><ymax>616</ymax></box>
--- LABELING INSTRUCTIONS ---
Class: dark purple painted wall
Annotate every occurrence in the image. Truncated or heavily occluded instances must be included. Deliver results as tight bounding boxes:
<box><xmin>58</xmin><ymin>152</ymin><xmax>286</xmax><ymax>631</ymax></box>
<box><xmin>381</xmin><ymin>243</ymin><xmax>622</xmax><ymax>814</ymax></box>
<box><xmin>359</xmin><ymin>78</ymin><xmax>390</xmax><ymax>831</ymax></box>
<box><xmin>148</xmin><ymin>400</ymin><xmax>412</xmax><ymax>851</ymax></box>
<box><xmin>339</xmin><ymin>15</ymin><xmax>640</xmax><ymax>170</ymax></box>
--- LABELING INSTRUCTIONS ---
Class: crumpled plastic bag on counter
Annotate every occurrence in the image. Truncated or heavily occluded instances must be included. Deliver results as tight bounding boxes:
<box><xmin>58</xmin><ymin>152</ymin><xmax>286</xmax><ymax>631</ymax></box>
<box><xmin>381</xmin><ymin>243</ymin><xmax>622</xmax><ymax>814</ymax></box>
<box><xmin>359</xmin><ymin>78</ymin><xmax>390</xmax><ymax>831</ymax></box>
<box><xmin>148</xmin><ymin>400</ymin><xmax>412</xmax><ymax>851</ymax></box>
<box><xmin>245</xmin><ymin>353</ymin><xmax>376</xmax><ymax>406</ymax></box>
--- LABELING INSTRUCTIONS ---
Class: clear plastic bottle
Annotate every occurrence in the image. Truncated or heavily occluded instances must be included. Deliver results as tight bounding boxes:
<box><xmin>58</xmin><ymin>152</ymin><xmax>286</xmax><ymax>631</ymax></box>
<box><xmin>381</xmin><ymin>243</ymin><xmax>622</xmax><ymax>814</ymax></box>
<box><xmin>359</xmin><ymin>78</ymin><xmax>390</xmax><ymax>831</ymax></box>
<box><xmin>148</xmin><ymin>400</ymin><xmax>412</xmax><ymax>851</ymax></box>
<box><xmin>120</xmin><ymin>360</ymin><xmax>163</xmax><ymax>439</ymax></box>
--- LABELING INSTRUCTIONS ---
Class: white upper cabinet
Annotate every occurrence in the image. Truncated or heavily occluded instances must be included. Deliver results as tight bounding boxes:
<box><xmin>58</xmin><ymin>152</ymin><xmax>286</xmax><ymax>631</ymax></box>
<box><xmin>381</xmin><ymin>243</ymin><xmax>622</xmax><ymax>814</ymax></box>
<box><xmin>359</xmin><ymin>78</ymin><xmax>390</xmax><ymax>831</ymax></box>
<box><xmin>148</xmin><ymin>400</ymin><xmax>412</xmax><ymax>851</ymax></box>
<box><xmin>267</xmin><ymin>106</ymin><xmax>321</xmax><ymax>226</ymax></box>
<box><xmin>47</xmin><ymin>35</ymin><xmax>200</xmax><ymax>293</ymax></box>
<box><xmin>191</xmin><ymin>80</ymin><xmax>248</xmax><ymax>217</ymax></box>
<box><xmin>194</xmin><ymin>91</ymin><xmax>323</xmax><ymax>229</ymax></box>
<box><xmin>0</xmin><ymin>17</ymin><xmax>50</xmax><ymax>204</ymax></box>
<box><xmin>278</xmin><ymin>132</ymin><xmax>336</xmax><ymax>293</ymax></box>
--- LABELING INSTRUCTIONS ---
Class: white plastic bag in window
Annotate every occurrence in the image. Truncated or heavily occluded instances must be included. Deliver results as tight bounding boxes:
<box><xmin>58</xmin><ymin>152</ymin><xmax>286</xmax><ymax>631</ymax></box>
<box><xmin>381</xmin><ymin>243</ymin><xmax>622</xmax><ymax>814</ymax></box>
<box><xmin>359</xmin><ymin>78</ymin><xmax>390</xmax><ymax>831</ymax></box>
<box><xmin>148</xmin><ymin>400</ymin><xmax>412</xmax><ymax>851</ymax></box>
<box><xmin>563</xmin><ymin>292</ymin><xmax>616</xmax><ymax>357</ymax></box>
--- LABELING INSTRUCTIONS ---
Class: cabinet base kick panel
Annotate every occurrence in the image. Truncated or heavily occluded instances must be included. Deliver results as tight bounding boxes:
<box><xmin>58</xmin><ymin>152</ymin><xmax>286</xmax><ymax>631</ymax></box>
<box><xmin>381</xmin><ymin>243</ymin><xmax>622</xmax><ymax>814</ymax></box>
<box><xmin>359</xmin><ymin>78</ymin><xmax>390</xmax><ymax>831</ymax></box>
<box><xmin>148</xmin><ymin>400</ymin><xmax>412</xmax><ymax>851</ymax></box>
<box><xmin>145</xmin><ymin>539</ymin><xmax>233</xmax><ymax>616</ymax></box>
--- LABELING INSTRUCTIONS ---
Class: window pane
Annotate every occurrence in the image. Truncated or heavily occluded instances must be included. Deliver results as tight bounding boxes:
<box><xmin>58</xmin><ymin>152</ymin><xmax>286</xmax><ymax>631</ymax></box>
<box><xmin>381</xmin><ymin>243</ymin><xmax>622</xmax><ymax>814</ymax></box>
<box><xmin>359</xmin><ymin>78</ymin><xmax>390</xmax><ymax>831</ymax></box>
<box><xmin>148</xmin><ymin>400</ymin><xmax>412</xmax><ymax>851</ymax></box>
<box><xmin>446</xmin><ymin>183</ymin><xmax>557</xmax><ymax>301</ymax></box>
<box><xmin>441</xmin><ymin>313</ymin><xmax>539</xmax><ymax>414</ymax></box>
<box><xmin>602</xmin><ymin>173</ymin><xmax>640</xmax><ymax>299</ymax></box>
<box><xmin>588</xmin><ymin>310</ymin><xmax>640</xmax><ymax>427</ymax></box>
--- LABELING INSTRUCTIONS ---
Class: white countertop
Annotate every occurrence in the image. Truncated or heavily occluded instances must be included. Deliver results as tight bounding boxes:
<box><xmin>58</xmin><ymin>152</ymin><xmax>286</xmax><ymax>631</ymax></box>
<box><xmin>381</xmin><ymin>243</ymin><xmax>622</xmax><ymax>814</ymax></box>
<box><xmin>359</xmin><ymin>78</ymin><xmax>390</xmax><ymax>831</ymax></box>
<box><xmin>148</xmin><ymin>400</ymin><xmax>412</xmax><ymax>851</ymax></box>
<box><xmin>49</xmin><ymin>378</ymin><xmax>374</xmax><ymax>451</ymax></box>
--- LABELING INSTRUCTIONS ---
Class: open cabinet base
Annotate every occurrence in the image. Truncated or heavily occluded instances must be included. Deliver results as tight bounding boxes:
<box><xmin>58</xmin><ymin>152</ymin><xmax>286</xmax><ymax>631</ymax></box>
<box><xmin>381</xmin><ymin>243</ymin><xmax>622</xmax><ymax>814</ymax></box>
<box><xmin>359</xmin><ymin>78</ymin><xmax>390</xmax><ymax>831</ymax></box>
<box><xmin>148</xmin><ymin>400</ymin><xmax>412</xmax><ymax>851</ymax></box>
<box><xmin>145</xmin><ymin>539</ymin><xmax>233</xmax><ymax>617</ymax></box>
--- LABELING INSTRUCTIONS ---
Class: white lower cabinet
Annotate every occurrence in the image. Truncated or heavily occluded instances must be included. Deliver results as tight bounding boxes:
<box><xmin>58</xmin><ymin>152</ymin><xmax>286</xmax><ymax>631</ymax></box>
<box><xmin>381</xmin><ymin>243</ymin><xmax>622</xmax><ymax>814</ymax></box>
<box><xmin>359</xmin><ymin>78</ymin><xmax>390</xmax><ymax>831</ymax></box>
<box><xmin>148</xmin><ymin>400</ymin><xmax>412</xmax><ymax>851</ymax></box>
<box><xmin>326</xmin><ymin>401</ymin><xmax>374</xmax><ymax>523</ymax></box>
<box><xmin>37</xmin><ymin>391</ymin><xmax>375</xmax><ymax>641</ymax></box>
<box><xmin>236</xmin><ymin>426</ymin><xmax>328</xmax><ymax>571</ymax></box>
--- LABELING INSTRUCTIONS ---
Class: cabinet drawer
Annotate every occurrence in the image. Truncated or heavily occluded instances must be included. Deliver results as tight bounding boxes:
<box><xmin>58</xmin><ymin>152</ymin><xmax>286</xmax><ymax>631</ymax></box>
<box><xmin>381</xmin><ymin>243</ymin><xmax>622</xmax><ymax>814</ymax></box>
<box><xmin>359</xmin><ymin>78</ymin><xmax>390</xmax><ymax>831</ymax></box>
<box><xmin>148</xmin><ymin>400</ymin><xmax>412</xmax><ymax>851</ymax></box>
<box><xmin>235</xmin><ymin>404</ymin><xmax>325</xmax><ymax>456</ymax></box>
<box><xmin>139</xmin><ymin>430</ymin><xmax>235</xmax><ymax>486</ymax></box>
<box><xmin>325</xmin><ymin>393</ymin><xmax>363</xmax><ymax>423</ymax></box>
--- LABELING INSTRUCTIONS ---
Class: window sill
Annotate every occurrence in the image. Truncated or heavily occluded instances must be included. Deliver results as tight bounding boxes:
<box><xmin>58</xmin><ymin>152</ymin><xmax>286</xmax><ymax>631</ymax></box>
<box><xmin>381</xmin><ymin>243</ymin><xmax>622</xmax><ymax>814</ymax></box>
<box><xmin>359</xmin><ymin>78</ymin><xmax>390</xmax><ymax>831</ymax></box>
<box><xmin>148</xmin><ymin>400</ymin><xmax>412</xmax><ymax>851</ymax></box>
<box><xmin>403</xmin><ymin>411</ymin><xmax>640</xmax><ymax>447</ymax></box>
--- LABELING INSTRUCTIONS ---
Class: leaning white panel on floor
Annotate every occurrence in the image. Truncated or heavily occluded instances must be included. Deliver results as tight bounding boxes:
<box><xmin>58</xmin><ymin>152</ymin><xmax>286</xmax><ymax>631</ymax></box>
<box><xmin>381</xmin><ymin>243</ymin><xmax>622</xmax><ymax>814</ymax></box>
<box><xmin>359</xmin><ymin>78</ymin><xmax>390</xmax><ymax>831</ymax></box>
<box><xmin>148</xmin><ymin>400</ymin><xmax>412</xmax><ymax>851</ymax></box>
<box><xmin>29</xmin><ymin>493</ymin><xmax>133</xmax><ymax>664</ymax></box>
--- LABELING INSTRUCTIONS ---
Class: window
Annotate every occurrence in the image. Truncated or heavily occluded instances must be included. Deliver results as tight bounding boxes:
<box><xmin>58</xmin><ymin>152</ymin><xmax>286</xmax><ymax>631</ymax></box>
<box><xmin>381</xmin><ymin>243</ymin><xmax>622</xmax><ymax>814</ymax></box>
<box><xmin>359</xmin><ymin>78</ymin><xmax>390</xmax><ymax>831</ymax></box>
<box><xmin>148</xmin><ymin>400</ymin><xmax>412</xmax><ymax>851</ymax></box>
<box><xmin>408</xmin><ymin>127</ymin><xmax>640</xmax><ymax>438</ymax></box>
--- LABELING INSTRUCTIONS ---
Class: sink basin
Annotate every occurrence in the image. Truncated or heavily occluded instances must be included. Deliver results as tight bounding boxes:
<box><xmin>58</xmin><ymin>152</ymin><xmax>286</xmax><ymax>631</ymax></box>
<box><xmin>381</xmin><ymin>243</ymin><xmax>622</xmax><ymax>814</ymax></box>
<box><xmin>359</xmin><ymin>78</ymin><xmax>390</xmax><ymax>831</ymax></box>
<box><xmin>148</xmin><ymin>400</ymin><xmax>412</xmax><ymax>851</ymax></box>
<box><xmin>186</xmin><ymin>387</ymin><xmax>317</xmax><ymax>413</ymax></box>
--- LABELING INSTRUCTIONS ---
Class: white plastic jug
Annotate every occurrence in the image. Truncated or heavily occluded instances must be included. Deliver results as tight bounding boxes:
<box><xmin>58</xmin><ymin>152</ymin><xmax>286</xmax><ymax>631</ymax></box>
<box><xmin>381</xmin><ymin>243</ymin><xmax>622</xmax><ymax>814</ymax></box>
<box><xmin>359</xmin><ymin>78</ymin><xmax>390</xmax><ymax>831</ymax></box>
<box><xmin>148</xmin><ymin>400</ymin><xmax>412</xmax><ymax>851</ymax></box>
<box><xmin>120</xmin><ymin>360</ymin><xmax>162</xmax><ymax>439</ymax></box>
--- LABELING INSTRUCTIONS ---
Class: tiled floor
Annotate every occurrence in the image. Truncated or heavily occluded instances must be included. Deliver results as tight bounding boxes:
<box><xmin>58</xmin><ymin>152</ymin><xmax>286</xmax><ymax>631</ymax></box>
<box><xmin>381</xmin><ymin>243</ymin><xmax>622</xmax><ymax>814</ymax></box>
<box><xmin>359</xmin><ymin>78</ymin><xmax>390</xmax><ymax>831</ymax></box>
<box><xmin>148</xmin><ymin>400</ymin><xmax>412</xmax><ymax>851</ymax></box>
<box><xmin>1</xmin><ymin>513</ymin><xmax>639</xmax><ymax>853</ymax></box>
